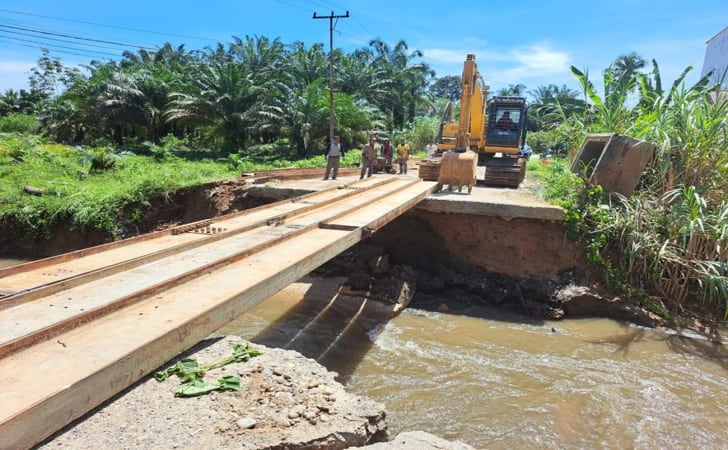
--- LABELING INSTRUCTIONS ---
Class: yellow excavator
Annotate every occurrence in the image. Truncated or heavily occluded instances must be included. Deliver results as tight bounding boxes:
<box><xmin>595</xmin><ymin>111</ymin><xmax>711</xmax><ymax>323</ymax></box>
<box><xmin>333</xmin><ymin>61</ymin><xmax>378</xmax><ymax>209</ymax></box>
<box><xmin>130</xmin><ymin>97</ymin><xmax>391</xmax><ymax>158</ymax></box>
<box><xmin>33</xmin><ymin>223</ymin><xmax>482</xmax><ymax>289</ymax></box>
<box><xmin>436</xmin><ymin>54</ymin><xmax>528</xmax><ymax>189</ymax></box>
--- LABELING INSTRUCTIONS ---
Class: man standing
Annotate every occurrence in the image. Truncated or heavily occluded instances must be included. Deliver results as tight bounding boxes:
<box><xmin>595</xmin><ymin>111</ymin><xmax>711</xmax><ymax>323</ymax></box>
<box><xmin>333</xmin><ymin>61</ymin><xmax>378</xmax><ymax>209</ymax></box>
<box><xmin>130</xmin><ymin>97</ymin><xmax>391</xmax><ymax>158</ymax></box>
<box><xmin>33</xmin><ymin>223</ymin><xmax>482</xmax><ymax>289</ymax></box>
<box><xmin>496</xmin><ymin>111</ymin><xmax>515</xmax><ymax>129</ymax></box>
<box><xmin>425</xmin><ymin>139</ymin><xmax>438</xmax><ymax>158</ymax></box>
<box><xmin>396</xmin><ymin>138</ymin><xmax>411</xmax><ymax>174</ymax></box>
<box><xmin>381</xmin><ymin>138</ymin><xmax>394</xmax><ymax>172</ymax></box>
<box><xmin>323</xmin><ymin>135</ymin><xmax>345</xmax><ymax>180</ymax></box>
<box><xmin>360</xmin><ymin>137</ymin><xmax>377</xmax><ymax>179</ymax></box>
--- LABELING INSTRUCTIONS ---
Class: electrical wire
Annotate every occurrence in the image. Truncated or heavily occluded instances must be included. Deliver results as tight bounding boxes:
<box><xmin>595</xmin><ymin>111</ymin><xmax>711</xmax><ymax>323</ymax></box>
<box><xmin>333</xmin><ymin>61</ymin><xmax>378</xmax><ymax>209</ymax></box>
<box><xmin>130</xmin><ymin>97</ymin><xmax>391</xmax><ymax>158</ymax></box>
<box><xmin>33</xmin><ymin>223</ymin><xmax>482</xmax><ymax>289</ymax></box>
<box><xmin>0</xmin><ymin>37</ymin><xmax>112</xmax><ymax>60</ymax></box>
<box><xmin>0</xmin><ymin>23</ymin><xmax>153</xmax><ymax>49</ymax></box>
<box><xmin>272</xmin><ymin>0</ymin><xmax>311</xmax><ymax>12</ymax></box>
<box><xmin>0</xmin><ymin>27</ymin><xmax>132</xmax><ymax>52</ymax></box>
<box><xmin>0</xmin><ymin>32</ymin><xmax>121</xmax><ymax>57</ymax></box>
<box><xmin>0</xmin><ymin>8</ymin><xmax>217</xmax><ymax>42</ymax></box>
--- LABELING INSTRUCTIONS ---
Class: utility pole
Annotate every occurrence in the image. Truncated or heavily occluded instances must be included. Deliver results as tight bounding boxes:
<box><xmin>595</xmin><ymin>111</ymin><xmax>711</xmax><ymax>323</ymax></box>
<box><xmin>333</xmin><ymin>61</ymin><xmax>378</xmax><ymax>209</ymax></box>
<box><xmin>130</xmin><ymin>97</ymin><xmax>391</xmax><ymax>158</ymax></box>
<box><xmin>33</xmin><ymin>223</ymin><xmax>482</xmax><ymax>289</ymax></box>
<box><xmin>313</xmin><ymin>10</ymin><xmax>349</xmax><ymax>142</ymax></box>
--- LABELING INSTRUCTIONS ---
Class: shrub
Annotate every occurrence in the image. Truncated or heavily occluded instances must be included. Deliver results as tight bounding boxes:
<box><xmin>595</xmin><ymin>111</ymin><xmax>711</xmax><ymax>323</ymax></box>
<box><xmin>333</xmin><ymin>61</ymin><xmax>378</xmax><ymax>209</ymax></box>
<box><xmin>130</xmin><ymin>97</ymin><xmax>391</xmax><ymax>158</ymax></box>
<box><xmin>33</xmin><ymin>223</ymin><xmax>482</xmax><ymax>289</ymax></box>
<box><xmin>0</xmin><ymin>113</ymin><xmax>39</xmax><ymax>134</ymax></box>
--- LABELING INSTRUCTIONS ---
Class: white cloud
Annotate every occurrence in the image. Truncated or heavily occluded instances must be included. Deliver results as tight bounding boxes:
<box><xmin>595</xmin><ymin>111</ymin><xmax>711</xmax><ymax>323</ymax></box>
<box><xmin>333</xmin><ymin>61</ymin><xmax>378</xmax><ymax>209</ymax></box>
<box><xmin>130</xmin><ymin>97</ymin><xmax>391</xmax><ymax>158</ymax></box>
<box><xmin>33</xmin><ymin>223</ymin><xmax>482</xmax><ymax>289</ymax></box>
<box><xmin>421</xmin><ymin>43</ymin><xmax>573</xmax><ymax>89</ymax></box>
<box><xmin>0</xmin><ymin>60</ymin><xmax>34</xmax><ymax>91</ymax></box>
<box><xmin>509</xmin><ymin>45</ymin><xmax>571</xmax><ymax>76</ymax></box>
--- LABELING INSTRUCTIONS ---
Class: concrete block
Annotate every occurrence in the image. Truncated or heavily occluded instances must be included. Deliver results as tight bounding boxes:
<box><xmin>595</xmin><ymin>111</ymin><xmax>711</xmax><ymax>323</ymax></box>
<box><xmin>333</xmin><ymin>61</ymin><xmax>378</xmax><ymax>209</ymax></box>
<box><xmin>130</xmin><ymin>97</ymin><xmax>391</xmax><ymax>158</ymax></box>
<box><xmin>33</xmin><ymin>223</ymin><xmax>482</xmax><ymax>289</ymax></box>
<box><xmin>571</xmin><ymin>133</ymin><xmax>655</xmax><ymax>197</ymax></box>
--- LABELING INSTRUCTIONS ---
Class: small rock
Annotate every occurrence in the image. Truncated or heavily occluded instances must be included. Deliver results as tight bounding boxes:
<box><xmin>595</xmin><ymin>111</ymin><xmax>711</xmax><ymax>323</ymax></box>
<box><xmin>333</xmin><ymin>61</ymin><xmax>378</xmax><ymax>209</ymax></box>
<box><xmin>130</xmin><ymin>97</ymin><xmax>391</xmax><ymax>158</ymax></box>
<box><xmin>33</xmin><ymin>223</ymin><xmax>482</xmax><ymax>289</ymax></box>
<box><xmin>273</xmin><ymin>415</ymin><xmax>292</xmax><ymax>427</ymax></box>
<box><xmin>288</xmin><ymin>404</ymin><xmax>306</xmax><ymax>418</ymax></box>
<box><xmin>307</xmin><ymin>380</ymin><xmax>320</xmax><ymax>389</ymax></box>
<box><xmin>316</xmin><ymin>403</ymin><xmax>330</xmax><ymax>413</ymax></box>
<box><xmin>321</xmin><ymin>386</ymin><xmax>335</xmax><ymax>396</ymax></box>
<box><xmin>273</xmin><ymin>391</ymin><xmax>293</xmax><ymax>403</ymax></box>
<box><xmin>236</xmin><ymin>418</ymin><xmax>256</xmax><ymax>429</ymax></box>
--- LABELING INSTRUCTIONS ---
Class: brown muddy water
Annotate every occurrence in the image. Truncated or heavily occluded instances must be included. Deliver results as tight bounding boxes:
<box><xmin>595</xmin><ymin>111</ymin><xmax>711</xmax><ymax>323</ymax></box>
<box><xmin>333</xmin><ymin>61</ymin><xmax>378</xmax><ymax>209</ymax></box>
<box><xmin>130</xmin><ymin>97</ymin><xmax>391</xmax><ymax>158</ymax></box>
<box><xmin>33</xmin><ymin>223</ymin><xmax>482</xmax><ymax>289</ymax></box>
<box><xmin>217</xmin><ymin>278</ymin><xmax>728</xmax><ymax>450</ymax></box>
<box><xmin>3</xmin><ymin>253</ymin><xmax>726</xmax><ymax>449</ymax></box>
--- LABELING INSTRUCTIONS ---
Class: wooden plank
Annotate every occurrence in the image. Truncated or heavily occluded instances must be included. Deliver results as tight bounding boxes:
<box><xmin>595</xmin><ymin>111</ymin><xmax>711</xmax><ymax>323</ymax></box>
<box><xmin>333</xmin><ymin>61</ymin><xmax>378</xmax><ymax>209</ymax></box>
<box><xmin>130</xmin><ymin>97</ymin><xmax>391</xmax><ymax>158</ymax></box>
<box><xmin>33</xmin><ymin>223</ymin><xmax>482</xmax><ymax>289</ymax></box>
<box><xmin>0</xmin><ymin>176</ymin><xmax>434</xmax><ymax>450</ymax></box>
<box><xmin>0</xmin><ymin>228</ymin><xmax>360</xmax><ymax>450</ymax></box>
<box><xmin>0</xmin><ymin>180</ymin><xmax>388</xmax><ymax>300</ymax></box>
<box><xmin>0</xmin><ymin>181</ymin><xmax>414</xmax><ymax>353</ymax></box>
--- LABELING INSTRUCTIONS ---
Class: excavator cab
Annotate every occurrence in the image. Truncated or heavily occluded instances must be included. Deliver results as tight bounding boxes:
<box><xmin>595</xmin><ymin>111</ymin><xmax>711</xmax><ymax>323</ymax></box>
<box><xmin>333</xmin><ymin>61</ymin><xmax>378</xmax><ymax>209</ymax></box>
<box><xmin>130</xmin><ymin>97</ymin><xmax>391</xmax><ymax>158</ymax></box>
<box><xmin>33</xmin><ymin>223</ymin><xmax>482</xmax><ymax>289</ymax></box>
<box><xmin>485</xmin><ymin>96</ymin><xmax>526</xmax><ymax>152</ymax></box>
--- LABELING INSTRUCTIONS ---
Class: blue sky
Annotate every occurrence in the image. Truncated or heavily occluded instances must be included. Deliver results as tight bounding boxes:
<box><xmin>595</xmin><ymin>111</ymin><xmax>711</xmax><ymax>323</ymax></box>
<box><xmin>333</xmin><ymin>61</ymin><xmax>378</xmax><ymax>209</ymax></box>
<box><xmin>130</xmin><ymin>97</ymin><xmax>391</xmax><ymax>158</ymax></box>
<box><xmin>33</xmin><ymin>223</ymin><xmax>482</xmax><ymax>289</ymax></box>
<box><xmin>1</xmin><ymin>0</ymin><xmax>726</xmax><ymax>98</ymax></box>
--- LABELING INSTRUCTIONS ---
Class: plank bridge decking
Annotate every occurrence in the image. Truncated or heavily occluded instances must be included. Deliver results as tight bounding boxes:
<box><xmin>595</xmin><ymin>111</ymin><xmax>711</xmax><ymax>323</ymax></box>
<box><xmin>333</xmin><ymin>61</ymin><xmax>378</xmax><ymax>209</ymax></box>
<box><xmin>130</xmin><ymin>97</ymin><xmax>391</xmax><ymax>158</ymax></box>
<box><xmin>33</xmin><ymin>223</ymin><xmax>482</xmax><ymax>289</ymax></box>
<box><xmin>0</xmin><ymin>176</ymin><xmax>437</xmax><ymax>450</ymax></box>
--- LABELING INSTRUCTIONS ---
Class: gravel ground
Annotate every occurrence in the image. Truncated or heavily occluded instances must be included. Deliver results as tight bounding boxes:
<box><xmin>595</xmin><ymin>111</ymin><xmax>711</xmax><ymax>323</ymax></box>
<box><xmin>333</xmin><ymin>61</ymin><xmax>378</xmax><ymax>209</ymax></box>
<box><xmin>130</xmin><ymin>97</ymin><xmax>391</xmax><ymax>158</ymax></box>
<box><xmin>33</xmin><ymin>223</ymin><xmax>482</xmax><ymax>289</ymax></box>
<box><xmin>38</xmin><ymin>336</ymin><xmax>387</xmax><ymax>450</ymax></box>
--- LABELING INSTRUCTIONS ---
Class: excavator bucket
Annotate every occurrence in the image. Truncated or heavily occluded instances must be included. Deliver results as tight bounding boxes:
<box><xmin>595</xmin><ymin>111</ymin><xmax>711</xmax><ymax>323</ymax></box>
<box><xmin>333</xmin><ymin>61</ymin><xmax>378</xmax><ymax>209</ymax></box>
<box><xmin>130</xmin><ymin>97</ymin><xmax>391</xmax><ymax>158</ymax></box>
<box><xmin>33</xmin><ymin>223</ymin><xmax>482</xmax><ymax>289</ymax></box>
<box><xmin>436</xmin><ymin>150</ymin><xmax>477</xmax><ymax>193</ymax></box>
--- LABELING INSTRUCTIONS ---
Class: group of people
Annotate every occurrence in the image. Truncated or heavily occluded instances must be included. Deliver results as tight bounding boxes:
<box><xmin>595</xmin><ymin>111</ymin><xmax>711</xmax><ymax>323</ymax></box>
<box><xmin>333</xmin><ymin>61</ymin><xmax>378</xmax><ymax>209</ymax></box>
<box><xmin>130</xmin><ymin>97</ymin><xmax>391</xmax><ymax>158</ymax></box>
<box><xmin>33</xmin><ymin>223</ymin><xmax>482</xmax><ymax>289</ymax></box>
<box><xmin>324</xmin><ymin>136</ymin><xmax>439</xmax><ymax>180</ymax></box>
<box><xmin>360</xmin><ymin>137</ymin><xmax>412</xmax><ymax>178</ymax></box>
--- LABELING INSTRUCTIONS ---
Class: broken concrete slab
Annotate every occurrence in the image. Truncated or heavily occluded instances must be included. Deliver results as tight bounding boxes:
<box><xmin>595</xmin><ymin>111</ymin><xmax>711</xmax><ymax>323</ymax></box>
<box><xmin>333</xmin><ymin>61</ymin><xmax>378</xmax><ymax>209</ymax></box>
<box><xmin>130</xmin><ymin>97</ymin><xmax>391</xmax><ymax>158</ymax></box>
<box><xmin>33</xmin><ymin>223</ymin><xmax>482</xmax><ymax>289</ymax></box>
<box><xmin>571</xmin><ymin>133</ymin><xmax>655</xmax><ymax>197</ymax></box>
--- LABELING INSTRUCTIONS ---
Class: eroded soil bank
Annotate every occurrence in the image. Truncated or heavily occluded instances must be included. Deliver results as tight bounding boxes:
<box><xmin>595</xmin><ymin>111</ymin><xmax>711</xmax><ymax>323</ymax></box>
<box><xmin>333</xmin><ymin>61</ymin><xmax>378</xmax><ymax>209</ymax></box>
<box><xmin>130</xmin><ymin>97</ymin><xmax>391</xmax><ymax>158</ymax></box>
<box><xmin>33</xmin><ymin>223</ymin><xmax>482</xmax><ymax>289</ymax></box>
<box><xmin>0</xmin><ymin>179</ymin><xmax>675</xmax><ymax>329</ymax></box>
<box><xmin>8</xmin><ymin>179</ymin><xmax>723</xmax><ymax>448</ymax></box>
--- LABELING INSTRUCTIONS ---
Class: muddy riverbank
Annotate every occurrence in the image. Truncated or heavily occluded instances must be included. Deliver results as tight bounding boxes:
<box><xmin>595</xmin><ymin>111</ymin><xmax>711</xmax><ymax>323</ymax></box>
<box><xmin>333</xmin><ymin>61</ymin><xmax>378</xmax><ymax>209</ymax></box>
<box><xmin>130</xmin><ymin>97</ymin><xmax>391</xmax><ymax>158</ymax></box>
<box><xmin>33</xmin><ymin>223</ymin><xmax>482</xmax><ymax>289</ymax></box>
<box><xmin>1</xmin><ymin>178</ymin><xmax>719</xmax><ymax>336</ymax></box>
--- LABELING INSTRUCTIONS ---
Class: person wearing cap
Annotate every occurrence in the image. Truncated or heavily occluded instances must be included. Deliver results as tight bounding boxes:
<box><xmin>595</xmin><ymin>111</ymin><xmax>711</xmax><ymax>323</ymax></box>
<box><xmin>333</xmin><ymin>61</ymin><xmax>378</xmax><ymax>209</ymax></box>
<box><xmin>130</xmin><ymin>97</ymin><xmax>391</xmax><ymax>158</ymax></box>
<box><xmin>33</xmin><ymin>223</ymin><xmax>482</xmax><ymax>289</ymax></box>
<box><xmin>360</xmin><ymin>137</ymin><xmax>377</xmax><ymax>179</ymax></box>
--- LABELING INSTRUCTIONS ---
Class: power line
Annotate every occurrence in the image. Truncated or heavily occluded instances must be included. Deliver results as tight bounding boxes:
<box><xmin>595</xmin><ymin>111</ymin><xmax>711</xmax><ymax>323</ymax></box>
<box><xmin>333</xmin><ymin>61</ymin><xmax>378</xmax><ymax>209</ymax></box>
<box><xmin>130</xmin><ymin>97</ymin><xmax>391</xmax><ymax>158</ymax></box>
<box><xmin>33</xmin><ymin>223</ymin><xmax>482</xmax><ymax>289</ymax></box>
<box><xmin>314</xmin><ymin>10</ymin><xmax>349</xmax><ymax>141</ymax></box>
<box><xmin>0</xmin><ymin>23</ymin><xmax>153</xmax><ymax>50</ymax></box>
<box><xmin>302</xmin><ymin>0</ymin><xmax>343</xmax><ymax>11</ymax></box>
<box><xmin>0</xmin><ymin>32</ymin><xmax>121</xmax><ymax>57</ymax></box>
<box><xmin>0</xmin><ymin>27</ymin><xmax>131</xmax><ymax>52</ymax></box>
<box><xmin>0</xmin><ymin>8</ymin><xmax>217</xmax><ymax>42</ymax></box>
<box><xmin>0</xmin><ymin>37</ymin><xmax>113</xmax><ymax>60</ymax></box>
<box><xmin>271</xmin><ymin>0</ymin><xmax>310</xmax><ymax>12</ymax></box>
<box><xmin>347</xmin><ymin>15</ymin><xmax>375</xmax><ymax>41</ymax></box>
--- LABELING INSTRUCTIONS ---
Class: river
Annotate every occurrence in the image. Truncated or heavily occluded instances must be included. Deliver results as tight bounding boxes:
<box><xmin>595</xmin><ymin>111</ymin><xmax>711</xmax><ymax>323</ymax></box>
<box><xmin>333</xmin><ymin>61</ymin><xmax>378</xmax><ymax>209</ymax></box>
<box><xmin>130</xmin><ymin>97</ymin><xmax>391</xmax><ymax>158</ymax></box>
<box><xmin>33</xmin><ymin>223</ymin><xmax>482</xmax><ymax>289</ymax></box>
<box><xmin>2</xmin><ymin>256</ymin><xmax>726</xmax><ymax>448</ymax></box>
<box><xmin>217</xmin><ymin>277</ymin><xmax>728</xmax><ymax>450</ymax></box>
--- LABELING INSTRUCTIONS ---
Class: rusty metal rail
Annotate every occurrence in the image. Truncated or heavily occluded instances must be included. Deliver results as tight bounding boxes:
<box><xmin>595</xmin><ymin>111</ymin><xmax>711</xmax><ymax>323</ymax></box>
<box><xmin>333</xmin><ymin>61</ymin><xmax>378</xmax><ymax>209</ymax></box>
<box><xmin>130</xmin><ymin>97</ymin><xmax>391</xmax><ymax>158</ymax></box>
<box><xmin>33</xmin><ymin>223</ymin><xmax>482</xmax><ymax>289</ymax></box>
<box><xmin>0</xmin><ymin>175</ymin><xmax>437</xmax><ymax>450</ymax></box>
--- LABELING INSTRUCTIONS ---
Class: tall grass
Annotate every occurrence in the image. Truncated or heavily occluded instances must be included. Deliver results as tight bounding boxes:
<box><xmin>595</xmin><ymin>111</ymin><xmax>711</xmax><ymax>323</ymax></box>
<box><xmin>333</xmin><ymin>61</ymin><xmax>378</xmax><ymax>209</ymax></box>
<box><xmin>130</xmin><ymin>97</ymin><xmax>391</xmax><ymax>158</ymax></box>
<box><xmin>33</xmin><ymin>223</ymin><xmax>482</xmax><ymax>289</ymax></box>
<box><xmin>548</xmin><ymin>67</ymin><xmax>728</xmax><ymax>320</ymax></box>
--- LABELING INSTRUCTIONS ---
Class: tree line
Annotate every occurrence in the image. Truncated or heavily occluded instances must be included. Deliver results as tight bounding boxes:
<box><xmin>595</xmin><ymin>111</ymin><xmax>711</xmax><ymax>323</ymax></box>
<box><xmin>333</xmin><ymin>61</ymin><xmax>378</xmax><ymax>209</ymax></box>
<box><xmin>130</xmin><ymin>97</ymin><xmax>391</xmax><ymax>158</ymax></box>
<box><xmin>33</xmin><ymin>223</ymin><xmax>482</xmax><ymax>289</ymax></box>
<box><xmin>1</xmin><ymin>37</ymin><xmax>439</xmax><ymax>155</ymax></box>
<box><xmin>1</xmin><ymin>35</ymin><xmax>602</xmax><ymax>156</ymax></box>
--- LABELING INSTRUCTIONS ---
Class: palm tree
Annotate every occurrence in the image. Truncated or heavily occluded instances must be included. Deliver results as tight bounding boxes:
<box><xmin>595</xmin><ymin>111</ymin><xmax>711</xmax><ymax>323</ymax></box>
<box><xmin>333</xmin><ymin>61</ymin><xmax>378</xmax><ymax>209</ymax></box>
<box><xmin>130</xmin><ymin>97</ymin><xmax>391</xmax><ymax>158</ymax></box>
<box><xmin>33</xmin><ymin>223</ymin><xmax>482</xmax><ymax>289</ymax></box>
<box><xmin>267</xmin><ymin>80</ymin><xmax>329</xmax><ymax>155</ymax></box>
<box><xmin>366</xmin><ymin>39</ymin><xmax>434</xmax><ymax>130</ymax></box>
<box><xmin>611</xmin><ymin>52</ymin><xmax>646</xmax><ymax>85</ymax></box>
<box><xmin>528</xmin><ymin>84</ymin><xmax>584</xmax><ymax>128</ymax></box>
<box><xmin>284</xmin><ymin>42</ymin><xmax>328</xmax><ymax>86</ymax></box>
<box><xmin>98</xmin><ymin>69</ymin><xmax>172</xmax><ymax>144</ymax></box>
<box><xmin>497</xmin><ymin>84</ymin><xmax>527</xmax><ymax>97</ymax></box>
<box><xmin>167</xmin><ymin>59</ymin><xmax>266</xmax><ymax>152</ymax></box>
<box><xmin>228</xmin><ymin>35</ymin><xmax>285</xmax><ymax>77</ymax></box>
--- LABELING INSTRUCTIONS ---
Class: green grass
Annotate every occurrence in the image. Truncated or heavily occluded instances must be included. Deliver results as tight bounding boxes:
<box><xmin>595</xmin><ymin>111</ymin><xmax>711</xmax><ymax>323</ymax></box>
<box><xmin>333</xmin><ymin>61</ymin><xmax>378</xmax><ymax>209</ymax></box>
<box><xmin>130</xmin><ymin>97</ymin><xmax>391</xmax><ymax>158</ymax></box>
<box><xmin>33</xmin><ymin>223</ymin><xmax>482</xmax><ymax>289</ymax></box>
<box><xmin>0</xmin><ymin>134</ymin><xmax>370</xmax><ymax>239</ymax></box>
<box><xmin>0</xmin><ymin>135</ymin><xmax>323</xmax><ymax>238</ymax></box>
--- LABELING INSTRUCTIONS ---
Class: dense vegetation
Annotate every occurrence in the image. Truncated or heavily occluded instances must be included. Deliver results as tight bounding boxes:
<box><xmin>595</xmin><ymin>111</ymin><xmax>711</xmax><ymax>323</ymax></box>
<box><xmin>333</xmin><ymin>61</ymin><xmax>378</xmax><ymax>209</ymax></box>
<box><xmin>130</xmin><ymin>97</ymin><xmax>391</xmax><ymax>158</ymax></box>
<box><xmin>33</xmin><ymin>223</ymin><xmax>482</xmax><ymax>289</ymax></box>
<box><xmin>542</xmin><ymin>59</ymin><xmax>728</xmax><ymax>322</ymax></box>
<box><xmin>1</xmin><ymin>39</ymin><xmax>726</xmax><ymax>322</ymax></box>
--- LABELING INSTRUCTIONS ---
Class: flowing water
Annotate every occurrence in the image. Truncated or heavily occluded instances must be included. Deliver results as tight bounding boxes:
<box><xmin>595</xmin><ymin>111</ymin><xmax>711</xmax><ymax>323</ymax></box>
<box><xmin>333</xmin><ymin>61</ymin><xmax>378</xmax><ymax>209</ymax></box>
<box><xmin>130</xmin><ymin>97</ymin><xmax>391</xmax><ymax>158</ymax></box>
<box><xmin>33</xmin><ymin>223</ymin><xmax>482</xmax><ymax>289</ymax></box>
<box><xmin>217</xmin><ymin>278</ymin><xmax>728</xmax><ymax>450</ymax></box>
<box><xmin>3</xmin><ymin>253</ymin><xmax>726</xmax><ymax>449</ymax></box>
